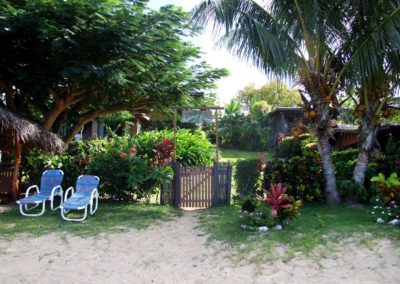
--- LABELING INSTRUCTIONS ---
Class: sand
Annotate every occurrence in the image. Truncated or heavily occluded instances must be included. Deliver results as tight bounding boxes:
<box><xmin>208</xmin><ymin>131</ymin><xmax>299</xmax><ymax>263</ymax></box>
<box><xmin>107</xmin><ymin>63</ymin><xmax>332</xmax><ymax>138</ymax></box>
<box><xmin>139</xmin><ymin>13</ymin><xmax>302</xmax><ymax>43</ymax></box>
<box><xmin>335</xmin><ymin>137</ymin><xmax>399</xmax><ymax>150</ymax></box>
<box><xmin>0</xmin><ymin>211</ymin><xmax>399</xmax><ymax>284</ymax></box>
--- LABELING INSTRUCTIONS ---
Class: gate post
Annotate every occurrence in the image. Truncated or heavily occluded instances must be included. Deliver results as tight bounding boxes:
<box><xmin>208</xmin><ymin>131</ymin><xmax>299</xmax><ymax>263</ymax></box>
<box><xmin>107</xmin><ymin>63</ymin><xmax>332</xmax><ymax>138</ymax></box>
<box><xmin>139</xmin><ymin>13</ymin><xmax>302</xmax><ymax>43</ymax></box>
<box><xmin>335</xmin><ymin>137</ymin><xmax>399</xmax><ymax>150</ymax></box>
<box><xmin>213</xmin><ymin>163</ymin><xmax>219</xmax><ymax>206</ymax></box>
<box><xmin>226</xmin><ymin>163</ymin><xmax>232</xmax><ymax>205</ymax></box>
<box><xmin>173</xmin><ymin>162</ymin><xmax>181</xmax><ymax>207</ymax></box>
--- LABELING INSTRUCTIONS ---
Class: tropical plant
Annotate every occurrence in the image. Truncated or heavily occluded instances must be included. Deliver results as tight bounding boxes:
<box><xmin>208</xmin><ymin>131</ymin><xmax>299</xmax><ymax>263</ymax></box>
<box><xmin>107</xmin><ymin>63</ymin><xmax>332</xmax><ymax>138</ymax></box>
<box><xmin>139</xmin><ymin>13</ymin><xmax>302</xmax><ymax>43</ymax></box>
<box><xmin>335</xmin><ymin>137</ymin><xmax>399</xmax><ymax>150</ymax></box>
<box><xmin>371</xmin><ymin>172</ymin><xmax>400</xmax><ymax>204</ymax></box>
<box><xmin>192</xmin><ymin>0</ymin><xmax>400</xmax><ymax>204</ymax></box>
<box><xmin>262</xmin><ymin>183</ymin><xmax>292</xmax><ymax>218</ymax></box>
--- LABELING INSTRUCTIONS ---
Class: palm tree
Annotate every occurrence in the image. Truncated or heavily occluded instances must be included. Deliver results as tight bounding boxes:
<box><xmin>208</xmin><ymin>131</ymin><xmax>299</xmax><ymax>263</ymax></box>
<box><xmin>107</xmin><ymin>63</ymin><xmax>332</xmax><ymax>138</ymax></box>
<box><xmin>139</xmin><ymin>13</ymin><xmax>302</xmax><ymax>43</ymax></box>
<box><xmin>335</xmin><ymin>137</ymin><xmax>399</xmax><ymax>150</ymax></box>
<box><xmin>342</xmin><ymin>0</ymin><xmax>400</xmax><ymax>186</ymax></box>
<box><xmin>192</xmin><ymin>0</ymin><xmax>399</xmax><ymax>204</ymax></box>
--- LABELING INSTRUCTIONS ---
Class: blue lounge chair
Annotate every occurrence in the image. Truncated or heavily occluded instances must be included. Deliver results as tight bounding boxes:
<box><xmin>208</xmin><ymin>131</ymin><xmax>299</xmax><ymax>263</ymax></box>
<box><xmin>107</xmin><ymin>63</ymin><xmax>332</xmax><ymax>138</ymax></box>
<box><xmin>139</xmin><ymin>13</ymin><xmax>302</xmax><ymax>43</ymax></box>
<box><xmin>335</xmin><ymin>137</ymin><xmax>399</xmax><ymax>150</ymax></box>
<box><xmin>61</xmin><ymin>175</ymin><xmax>100</xmax><ymax>222</ymax></box>
<box><xmin>16</xmin><ymin>169</ymin><xmax>64</xmax><ymax>217</ymax></box>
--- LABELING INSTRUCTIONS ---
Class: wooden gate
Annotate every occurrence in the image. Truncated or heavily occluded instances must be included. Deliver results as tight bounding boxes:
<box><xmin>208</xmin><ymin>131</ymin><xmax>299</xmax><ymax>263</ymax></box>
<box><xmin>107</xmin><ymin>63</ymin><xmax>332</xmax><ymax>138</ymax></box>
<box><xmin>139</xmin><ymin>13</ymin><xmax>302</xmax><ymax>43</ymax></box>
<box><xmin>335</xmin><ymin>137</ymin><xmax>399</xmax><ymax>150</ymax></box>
<box><xmin>165</xmin><ymin>162</ymin><xmax>232</xmax><ymax>208</ymax></box>
<box><xmin>179</xmin><ymin>166</ymin><xmax>213</xmax><ymax>208</ymax></box>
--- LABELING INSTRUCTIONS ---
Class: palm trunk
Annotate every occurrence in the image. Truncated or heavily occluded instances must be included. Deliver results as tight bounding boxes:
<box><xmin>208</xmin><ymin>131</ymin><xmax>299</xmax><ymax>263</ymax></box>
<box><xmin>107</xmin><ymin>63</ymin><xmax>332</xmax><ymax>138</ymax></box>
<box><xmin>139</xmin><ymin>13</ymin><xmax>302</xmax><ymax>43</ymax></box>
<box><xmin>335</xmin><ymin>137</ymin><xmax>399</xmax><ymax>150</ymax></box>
<box><xmin>353</xmin><ymin>117</ymin><xmax>377</xmax><ymax>185</ymax></box>
<box><xmin>318</xmin><ymin>133</ymin><xmax>341</xmax><ymax>204</ymax></box>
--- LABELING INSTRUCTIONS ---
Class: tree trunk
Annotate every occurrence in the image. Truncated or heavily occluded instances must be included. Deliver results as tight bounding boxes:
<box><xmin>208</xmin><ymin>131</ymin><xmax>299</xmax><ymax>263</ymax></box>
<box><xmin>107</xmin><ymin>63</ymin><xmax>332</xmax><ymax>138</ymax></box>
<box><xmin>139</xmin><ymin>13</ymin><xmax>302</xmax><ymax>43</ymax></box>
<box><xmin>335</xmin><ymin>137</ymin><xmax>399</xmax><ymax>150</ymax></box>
<box><xmin>318</xmin><ymin>133</ymin><xmax>341</xmax><ymax>204</ymax></box>
<box><xmin>42</xmin><ymin>91</ymin><xmax>81</xmax><ymax>131</ymax></box>
<box><xmin>353</xmin><ymin>117</ymin><xmax>377</xmax><ymax>185</ymax></box>
<box><xmin>42</xmin><ymin>99</ymin><xmax>72</xmax><ymax>130</ymax></box>
<box><xmin>64</xmin><ymin>115</ymin><xmax>99</xmax><ymax>145</ymax></box>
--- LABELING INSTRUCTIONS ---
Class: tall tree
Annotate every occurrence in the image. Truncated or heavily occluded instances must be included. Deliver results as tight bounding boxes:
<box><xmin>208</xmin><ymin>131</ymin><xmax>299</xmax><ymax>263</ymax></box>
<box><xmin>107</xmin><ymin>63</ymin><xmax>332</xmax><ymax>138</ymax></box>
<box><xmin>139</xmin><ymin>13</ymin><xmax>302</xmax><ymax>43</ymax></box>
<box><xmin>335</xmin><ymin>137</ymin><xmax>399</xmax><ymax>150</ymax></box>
<box><xmin>238</xmin><ymin>82</ymin><xmax>300</xmax><ymax>112</ymax></box>
<box><xmin>0</xmin><ymin>0</ymin><xmax>228</xmax><ymax>144</ymax></box>
<box><xmin>192</xmin><ymin>0</ymin><xmax>399</xmax><ymax>204</ymax></box>
<box><xmin>342</xmin><ymin>0</ymin><xmax>400</xmax><ymax>186</ymax></box>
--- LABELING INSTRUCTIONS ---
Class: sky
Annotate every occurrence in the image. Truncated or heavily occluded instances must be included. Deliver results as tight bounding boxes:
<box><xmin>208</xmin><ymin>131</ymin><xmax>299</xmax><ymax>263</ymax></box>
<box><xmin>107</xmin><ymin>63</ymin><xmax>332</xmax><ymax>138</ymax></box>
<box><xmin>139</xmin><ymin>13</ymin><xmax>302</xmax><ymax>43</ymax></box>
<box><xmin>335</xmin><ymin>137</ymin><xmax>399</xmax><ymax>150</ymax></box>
<box><xmin>148</xmin><ymin>0</ymin><xmax>270</xmax><ymax>105</ymax></box>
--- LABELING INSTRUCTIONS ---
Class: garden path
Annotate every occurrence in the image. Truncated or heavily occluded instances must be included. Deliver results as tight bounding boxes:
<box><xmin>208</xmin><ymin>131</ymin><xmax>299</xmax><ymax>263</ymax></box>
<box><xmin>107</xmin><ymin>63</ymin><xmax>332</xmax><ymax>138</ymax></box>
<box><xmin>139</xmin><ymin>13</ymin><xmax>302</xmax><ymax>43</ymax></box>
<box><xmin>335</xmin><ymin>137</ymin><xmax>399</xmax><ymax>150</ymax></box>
<box><xmin>0</xmin><ymin>211</ymin><xmax>399</xmax><ymax>283</ymax></box>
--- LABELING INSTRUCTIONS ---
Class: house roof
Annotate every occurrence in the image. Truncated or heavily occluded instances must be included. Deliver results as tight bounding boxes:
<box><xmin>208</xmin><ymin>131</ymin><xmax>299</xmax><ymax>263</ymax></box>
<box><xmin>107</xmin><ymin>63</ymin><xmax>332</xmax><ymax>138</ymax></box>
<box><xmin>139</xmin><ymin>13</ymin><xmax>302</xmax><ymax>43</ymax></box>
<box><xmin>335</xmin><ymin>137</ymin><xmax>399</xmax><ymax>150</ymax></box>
<box><xmin>0</xmin><ymin>106</ymin><xmax>65</xmax><ymax>153</ymax></box>
<box><xmin>268</xmin><ymin>107</ymin><xmax>302</xmax><ymax>116</ymax></box>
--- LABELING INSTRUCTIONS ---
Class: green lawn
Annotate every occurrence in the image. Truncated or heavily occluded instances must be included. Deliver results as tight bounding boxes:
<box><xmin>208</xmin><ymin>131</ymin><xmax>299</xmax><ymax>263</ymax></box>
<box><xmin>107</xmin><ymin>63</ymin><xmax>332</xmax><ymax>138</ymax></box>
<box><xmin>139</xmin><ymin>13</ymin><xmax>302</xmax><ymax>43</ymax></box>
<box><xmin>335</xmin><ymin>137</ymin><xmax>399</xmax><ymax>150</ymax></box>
<box><xmin>220</xmin><ymin>149</ymin><xmax>265</xmax><ymax>163</ymax></box>
<box><xmin>198</xmin><ymin>204</ymin><xmax>400</xmax><ymax>262</ymax></box>
<box><xmin>219</xmin><ymin>148</ymin><xmax>268</xmax><ymax>197</ymax></box>
<box><xmin>0</xmin><ymin>202</ymin><xmax>181</xmax><ymax>239</ymax></box>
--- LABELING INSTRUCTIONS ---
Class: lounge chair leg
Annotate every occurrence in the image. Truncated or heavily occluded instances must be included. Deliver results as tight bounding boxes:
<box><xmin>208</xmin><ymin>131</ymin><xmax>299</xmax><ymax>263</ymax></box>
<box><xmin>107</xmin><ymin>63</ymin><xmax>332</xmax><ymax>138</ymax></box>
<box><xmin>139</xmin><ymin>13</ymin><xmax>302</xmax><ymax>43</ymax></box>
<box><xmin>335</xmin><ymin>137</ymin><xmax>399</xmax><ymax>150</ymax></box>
<box><xmin>90</xmin><ymin>195</ymin><xmax>98</xmax><ymax>215</ymax></box>
<box><xmin>51</xmin><ymin>190</ymin><xmax>63</xmax><ymax>211</ymax></box>
<box><xmin>61</xmin><ymin>206</ymin><xmax>88</xmax><ymax>222</ymax></box>
<box><xmin>24</xmin><ymin>203</ymin><xmax>39</xmax><ymax>211</ymax></box>
<box><xmin>19</xmin><ymin>201</ymin><xmax>46</xmax><ymax>217</ymax></box>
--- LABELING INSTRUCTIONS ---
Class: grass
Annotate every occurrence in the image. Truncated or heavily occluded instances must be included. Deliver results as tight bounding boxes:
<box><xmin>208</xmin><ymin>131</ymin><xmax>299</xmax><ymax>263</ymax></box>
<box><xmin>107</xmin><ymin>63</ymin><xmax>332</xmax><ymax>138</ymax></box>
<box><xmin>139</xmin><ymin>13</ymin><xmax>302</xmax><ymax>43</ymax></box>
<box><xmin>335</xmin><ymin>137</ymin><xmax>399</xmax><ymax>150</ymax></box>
<box><xmin>0</xmin><ymin>202</ymin><xmax>181</xmax><ymax>239</ymax></box>
<box><xmin>220</xmin><ymin>149</ymin><xmax>263</xmax><ymax>163</ymax></box>
<box><xmin>198</xmin><ymin>204</ymin><xmax>400</xmax><ymax>263</ymax></box>
<box><xmin>220</xmin><ymin>148</ymin><xmax>269</xmax><ymax>197</ymax></box>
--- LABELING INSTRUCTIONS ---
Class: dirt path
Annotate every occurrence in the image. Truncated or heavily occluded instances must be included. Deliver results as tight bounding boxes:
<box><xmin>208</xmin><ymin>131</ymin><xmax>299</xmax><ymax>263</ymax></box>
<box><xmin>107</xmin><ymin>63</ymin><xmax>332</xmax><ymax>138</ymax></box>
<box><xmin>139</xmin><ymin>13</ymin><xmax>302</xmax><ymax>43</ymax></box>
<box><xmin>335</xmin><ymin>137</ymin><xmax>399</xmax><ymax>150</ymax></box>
<box><xmin>0</xmin><ymin>211</ymin><xmax>399</xmax><ymax>284</ymax></box>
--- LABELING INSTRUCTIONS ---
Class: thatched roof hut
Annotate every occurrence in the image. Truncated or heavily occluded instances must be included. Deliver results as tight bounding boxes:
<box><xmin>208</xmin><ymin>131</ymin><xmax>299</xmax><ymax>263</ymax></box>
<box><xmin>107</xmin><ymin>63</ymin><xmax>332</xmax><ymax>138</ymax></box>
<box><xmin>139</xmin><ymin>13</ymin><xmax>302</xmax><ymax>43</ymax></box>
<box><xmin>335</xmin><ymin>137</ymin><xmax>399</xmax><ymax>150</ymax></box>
<box><xmin>0</xmin><ymin>106</ymin><xmax>65</xmax><ymax>153</ymax></box>
<box><xmin>0</xmin><ymin>106</ymin><xmax>65</xmax><ymax>203</ymax></box>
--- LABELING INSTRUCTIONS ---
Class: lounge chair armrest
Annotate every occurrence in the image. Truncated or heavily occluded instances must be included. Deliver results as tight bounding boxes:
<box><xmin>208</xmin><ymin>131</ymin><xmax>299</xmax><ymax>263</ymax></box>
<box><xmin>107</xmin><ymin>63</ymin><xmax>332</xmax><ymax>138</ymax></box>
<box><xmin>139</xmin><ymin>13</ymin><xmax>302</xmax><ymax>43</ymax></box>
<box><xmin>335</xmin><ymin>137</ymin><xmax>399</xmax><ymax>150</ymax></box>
<box><xmin>25</xmin><ymin>185</ymin><xmax>39</xmax><ymax>197</ymax></box>
<box><xmin>90</xmin><ymin>188</ymin><xmax>99</xmax><ymax>201</ymax></box>
<box><xmin>64</xmin><ymin>187</ymin><xmax>75</xmax><ymax>201</ymax></box>
<box><xmin>51</xmin><ymin>185</ymin><xmax>63</xmax><ymax>197</ymax></box>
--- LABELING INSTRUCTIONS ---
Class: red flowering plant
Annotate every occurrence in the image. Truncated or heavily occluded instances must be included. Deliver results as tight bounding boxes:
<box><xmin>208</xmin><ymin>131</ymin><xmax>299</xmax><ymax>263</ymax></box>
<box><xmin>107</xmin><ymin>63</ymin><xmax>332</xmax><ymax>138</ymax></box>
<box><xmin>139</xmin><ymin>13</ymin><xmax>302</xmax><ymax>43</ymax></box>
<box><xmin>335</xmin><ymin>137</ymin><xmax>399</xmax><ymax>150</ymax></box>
<box><xmin>155</xmin><ymin>138</ymin><xmax>175</xmax><ymax>167</ymax></box>
<box><xmin>259</xmin><ymin>183</ymin><xmax>302</xmax><ymax>226</ymax></box>
<box><xmin>257</xmin><ymin>152</ymin><xmax>268</xmax><ymax>172</ymax></box>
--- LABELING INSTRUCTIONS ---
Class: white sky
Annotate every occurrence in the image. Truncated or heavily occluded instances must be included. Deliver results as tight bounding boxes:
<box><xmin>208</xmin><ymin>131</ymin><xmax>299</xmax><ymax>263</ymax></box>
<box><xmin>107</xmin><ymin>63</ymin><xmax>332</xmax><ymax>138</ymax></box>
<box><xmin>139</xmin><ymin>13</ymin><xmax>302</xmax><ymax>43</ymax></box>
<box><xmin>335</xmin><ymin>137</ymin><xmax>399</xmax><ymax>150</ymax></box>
<box><xmin>148</xmin><ymin>0</ymin><xmax>271</xmax><ymax>105</ymax></box>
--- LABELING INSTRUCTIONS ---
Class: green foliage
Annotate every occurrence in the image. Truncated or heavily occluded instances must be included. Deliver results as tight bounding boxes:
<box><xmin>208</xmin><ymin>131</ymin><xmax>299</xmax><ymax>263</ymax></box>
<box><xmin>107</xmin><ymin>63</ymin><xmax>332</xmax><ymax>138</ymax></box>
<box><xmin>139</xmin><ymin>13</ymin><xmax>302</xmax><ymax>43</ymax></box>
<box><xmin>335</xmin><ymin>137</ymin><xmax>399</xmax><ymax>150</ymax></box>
<box><xmin>332</xmin><ymin>149</ymin><xmax>359</xmax><ymax>162</ymax></box>
<box><xmin>264</xmin><ymin>157</ymin><xmax>324</xmax><ymax>203</ymax></box>
<box><xmin>136</xmin><ymin>129</ymin><xmax>215</xmax><ymax>166</ymax></box>
<box><xmin>370</xmin><ymin>172</ymin><xmax>400</xmax><ymax>205</ymax></box>
<box><xmin>300</xmin><ymin>135</ymin><xmax>318</xmax><ymax>157</ymax></box>
<box><xmin>22</xmin><ymin>129</ymin><xmax>214</xmax><ymax>201</ymax></box>
<box><xmin>235</xmin><ymin>159</ymin><xmax>261</xmax><ymax>199</ymax></box>
<box><xmin>241</xmin><ymin>196</ymin><xmax>257</xmax><ymax>212</ymax></box>
<box><xmin>88</xmin><ymin>140</ymin><xmax>174</xmax><ymax>201</ymax></box>
<box><xmin>237</xmin><ymin>82</ymin><xmax>301</xmax><ymax>113</ymax></box>
<box><xmin>385</xmin><ymin>134</ymin><xmax>400</xmax><ymax>157</ymax></box>
<box><xmin>0</xmin><ymin>0</ymin><xmax>228</xmax><ymax>141</ymax></box>
<box><xmin>240</xmin><ymin>206</ymin><xmax>275</xmax><ymax>230</ymax></box>
<box><xmin>337</xmin><ymin>180</ymin><xmax>368</xmax><ymax>202</ymax></box>
<box><xmin>219</xmin><ymin>111</ymin><xmax>272</xmax><ymax>151</ymax></box>
<box><xmin>276</xmin><ymin>137</ymin><xmax>302</xmax><ymax>159</ymax></box>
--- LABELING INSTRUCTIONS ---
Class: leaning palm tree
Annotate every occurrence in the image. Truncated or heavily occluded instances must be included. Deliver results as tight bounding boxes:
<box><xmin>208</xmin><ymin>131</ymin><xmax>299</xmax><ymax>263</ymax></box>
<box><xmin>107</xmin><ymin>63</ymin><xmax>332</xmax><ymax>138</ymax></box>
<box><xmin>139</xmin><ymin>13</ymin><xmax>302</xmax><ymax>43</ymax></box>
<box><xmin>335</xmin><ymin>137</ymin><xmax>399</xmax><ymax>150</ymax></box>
<box><xmin>192</xmin><ymin>0</ymin><xmax>399</xmax><ymax>204</ymax></box>
<box><xmin>342</xmin><ymin>0</ymin><xmax>400</xmax><ymax>186</ymax></box>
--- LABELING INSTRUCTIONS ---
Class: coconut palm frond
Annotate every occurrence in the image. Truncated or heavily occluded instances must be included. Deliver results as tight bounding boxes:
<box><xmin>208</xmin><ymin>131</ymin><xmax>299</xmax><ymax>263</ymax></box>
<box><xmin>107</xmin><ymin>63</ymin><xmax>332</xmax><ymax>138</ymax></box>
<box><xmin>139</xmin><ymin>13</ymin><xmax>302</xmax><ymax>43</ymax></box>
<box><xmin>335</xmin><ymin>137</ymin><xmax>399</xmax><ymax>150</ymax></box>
<box><xmin>346</xmin><ymin>6</ymin><xmax>400</xmax><ymax>79</ymax></box>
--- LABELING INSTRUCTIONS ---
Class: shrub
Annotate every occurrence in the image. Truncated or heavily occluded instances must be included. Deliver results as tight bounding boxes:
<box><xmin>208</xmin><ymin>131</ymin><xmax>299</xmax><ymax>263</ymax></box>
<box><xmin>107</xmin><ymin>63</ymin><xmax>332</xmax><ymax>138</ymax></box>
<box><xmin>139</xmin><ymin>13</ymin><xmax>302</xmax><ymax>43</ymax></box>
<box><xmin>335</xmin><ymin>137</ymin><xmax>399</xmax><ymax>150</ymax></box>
<box><xmin>136</xmin><ymin>129</ymin><xmax>215</xmax><ymax>166</ymax></box>
<box><xmin>88</xmin><ymin>140</ymin><xmax>174</xmax><ymax>201</ymax></box>
<box><xmin>241</xmin><ymin>196</ymin><xmax>256</xmax><ymax>212</ymax></box>
<box><xmin>240</xmin><ymin>183</ymin><xmax>302</xmax><ymax>230</ymax></box>
<box><xmin>276</xmin><ymin>136</ymin><xmax>302</xmax><ymax>159</ymax></box>
<box><xmin>235</xmin><ymin>159</ymin><xmax>261</xmax><ymax>199</ymax></box>
<box><xmin>264</xmin><ymin>157</ymin><xmax>324</xmax><ymax>203</ymax></box>
<box><xmin>332</xmin><ymin>148</ymin><xmax>359</xmax><ymax>162</ymax></box>
<box><xmin>22</xmin><ymin>129</ymin><xmax>214</xmax><ymax>201</ymax></box>
<box><xmin>300</xmin><ymin>134</ymin><xmax>318</xmax><ymax>157</ymax></box>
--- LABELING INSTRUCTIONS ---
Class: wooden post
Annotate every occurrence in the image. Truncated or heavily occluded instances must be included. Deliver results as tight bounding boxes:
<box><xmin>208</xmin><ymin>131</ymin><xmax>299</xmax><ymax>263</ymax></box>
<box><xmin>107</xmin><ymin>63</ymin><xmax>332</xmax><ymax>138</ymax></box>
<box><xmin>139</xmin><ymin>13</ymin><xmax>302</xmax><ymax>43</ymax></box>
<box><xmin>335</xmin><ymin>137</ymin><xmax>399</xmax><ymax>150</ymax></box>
<box><xmin>227</xmin><ymin>163</ymin><xmax>232</xmax><ymax>205</ymax></box>
<box><xmin>213</xmin><ymin>163</ymin><xmax>219</xmax><ymax>206</ymax></box>
<box><xmin>215</xmin><ymin>110</ymin><xmax>219</xmax><ymax>164</ymax></box>
<box><xmin>12</xmin><ymin>138</ymin><xmax>22</xmax><ymax>201</ymax></box>
<box><xmin>173</xmin><ymin>108</ymin><xmax>177</xmax><ymax>162</ymax></box>
<box><xmin>173</xmin><ymin>163</ymin><xmax>181</xmax><ymax>207</ymax></box>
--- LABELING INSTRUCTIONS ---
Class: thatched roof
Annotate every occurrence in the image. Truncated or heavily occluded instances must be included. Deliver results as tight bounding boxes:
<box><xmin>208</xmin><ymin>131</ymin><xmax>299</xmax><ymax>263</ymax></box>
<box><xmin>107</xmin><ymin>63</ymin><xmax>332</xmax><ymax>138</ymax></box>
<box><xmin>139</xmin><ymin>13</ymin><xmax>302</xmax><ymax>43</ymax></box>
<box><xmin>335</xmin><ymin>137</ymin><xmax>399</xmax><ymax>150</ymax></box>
<box><xmin>0</xmin><ymin>106</ymin><xmax>65</xmax><ymax>153</ymax></box>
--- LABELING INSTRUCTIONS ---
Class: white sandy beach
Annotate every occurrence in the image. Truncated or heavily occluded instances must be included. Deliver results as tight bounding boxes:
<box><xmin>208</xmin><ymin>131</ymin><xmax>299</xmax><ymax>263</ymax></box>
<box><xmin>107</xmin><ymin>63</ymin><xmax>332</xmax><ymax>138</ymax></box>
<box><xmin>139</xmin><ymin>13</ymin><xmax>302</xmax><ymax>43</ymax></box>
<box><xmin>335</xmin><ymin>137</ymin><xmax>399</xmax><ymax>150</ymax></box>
<box><xmin>0</xmin><ymin>211</ymin><xmax>399</xmax><ymax>284</ymax></box>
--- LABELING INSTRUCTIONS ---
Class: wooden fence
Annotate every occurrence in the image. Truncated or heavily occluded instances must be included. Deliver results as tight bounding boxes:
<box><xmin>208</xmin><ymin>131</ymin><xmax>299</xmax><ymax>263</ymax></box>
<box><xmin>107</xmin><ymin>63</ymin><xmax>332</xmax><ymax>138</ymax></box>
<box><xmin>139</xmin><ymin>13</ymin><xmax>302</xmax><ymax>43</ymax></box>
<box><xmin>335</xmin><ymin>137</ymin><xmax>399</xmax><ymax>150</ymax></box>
<box><xmin>0</xmin><ymin>165</ymin><xmax>14</xmax><ymax>203</ymax></box>
<box><xmin>161</xmin><ymin>162</ymin><xmax>232</xmax><ymax>208</ymax></box>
